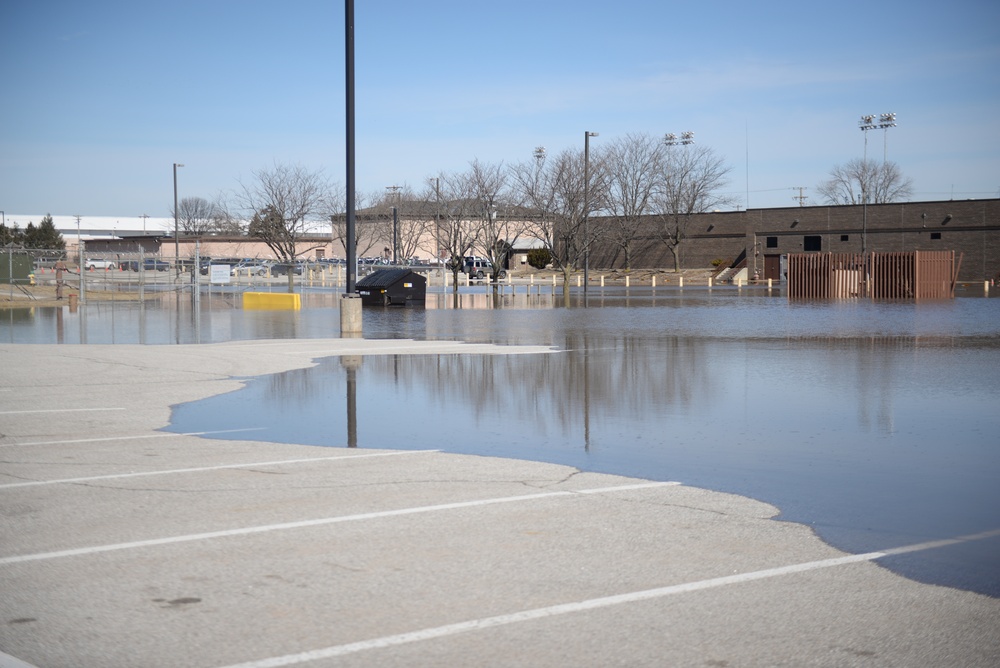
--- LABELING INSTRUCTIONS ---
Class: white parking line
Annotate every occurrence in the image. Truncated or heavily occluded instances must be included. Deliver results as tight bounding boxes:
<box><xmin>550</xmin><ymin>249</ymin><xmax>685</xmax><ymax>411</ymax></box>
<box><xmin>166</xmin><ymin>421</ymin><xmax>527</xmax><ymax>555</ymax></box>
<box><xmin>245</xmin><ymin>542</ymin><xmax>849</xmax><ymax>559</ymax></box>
<box><xmin>0</xmin><ymin>428</ymin><xmax>264</xmax><ymax>448</ymax></box>
<box><xmin>0</xmin><ymin>482</ymin><xmax>678</xmax><ymax>565</ymax></box>
<box><xmin>0</xmin><ymin>407</ymin><xmax>125</xmax><ymax>415</ymax></box>
<box><xmin>216</xmin><ymin>528</ymin><xmax>1000</xmax><ymax>668</ymax></box>
<box><xmin>0</xmin><ymin>449</ymin><xmax>441</xmax><ymax>489</ymax></box>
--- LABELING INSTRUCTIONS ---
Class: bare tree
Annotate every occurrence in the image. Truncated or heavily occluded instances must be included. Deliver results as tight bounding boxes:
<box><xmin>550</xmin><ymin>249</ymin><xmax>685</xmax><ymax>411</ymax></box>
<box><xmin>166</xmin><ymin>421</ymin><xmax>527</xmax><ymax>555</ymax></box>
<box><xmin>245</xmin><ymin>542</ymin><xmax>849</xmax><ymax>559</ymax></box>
<box><xmin>464</xmin><ymin>160</ymin><xmax>525</xmax><ymax>287</ymax></box>
<box><xmin>603</xmin><ymin>133</ymin><xmax>663</xmax><ymax>270</ymax></box>
<box><xmin>817</xmin><ymin>158</ymin><xmax>913</xmax><ymax>205</ymax></box>
<box><xmin>236</xmin><ymin>163</ymin><xmax>334</xmax><ymax>291</ymax></box>
<box><xmin>433</xmin><ymin>170</ymin><xmax>482</xmax><ymax>293</ymax></box>
<box><xmin>652</xmin><ymin>144</ymin><xmax>734</xmax><ymax>271</ymax></box>
<box><xmin>331</xmin><ymin>189</ymin><xmax>389</xmax><ymax>263</ymax></box>
<box><xmin>171</xmin><ymin>196</ymin><xmax>234</xmax><ymax>235</ymax></box>
<box><xmin>372</xmin><ymin>185</ymin><xmax>436</xmax><ymax>264</ymax></box>
<box><xmin>511</xmin><ymin>147</ymin><xmax>606</xmax><ymax>291</ymax></box>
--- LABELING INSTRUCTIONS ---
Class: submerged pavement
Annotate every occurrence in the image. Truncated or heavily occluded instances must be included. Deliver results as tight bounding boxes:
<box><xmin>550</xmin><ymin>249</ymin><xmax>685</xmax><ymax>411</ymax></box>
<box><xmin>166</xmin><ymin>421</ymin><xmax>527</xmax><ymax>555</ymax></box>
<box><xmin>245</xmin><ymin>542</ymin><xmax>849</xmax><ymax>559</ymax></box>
<box><xmin>1</xmin><ymin>340</ymin><xmax>998</xmax><ymax>668</ymax></box>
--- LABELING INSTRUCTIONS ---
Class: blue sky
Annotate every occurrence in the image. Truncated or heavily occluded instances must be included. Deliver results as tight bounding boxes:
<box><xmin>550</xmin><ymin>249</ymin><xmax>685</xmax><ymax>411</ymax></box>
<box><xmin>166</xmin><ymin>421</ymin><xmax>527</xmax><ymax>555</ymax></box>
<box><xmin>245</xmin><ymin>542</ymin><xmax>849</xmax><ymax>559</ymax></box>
<box><xmin>2</xmin><ymin>0</ymin><xmax>998</xmax><ymax>218</ymax></box>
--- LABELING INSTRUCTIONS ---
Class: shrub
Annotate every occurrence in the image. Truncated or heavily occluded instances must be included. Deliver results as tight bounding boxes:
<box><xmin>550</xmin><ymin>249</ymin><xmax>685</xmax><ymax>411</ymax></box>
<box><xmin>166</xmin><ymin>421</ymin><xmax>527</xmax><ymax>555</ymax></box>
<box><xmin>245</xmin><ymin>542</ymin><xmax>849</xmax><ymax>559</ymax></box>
<box><xmin>527</xmin><ymin>248</ymin><xmax>552</xmax><ymax>270</ymax></box>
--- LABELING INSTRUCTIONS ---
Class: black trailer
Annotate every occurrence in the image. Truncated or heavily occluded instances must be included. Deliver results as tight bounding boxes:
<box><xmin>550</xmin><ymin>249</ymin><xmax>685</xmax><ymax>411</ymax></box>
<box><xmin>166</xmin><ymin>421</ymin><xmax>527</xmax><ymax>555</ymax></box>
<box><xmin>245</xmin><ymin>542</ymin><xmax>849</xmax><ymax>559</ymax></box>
<box><xmin>355</xmin><ymin>269</ymin><xmax>427</xmax><ymax>306</ymax></box>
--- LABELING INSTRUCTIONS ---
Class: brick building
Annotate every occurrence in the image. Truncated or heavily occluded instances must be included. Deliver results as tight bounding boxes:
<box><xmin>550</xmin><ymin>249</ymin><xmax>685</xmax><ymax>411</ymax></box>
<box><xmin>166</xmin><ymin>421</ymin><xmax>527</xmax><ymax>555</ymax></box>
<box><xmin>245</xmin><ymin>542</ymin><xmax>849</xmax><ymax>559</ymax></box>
<box><xmin>588</xmin><ymin>198</ymin><xmax>1000</xmax><ymax>284</ymax></box>
<box><xmin>18</xmin><ymin>199</ymin><xmax>1000</xmax><ymax>284</ymax></box>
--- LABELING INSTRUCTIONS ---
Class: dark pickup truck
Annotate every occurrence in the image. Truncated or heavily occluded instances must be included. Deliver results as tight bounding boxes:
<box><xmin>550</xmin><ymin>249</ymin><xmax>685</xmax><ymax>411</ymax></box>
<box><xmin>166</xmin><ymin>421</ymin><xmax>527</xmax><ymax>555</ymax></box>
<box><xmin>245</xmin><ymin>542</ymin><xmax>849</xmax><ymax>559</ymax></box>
<box><xmin>121</xmin><ymin>258</ymin><xmax>171</xmax><ymax>272</ymax></box>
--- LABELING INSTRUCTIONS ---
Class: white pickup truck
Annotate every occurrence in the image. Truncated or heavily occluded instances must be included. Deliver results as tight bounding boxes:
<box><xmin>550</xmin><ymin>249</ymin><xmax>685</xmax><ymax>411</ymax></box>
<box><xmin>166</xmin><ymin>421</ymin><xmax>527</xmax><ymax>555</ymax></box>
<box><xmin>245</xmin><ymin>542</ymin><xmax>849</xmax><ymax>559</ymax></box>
<box><xmin>83</xmin><ymin>258</ymin><xmax>118</xmax><ymax>271</ymax></box>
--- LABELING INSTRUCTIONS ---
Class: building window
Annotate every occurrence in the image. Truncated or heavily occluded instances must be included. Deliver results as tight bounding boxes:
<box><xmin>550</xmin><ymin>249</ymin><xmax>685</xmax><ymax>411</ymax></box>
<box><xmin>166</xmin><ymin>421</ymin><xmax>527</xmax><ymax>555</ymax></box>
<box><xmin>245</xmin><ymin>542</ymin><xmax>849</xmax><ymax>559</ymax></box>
<box><xmin>803</xmin><ymin>235</ymin><xmax>822</xmax><ymax>251</ymax></box>
<box><xmin>766</xmin><ymin>236</ymin><xmax>778</xmax><ymax>248</ymax></box>
<box><xmin>930</xmin><ymin>232</ymin><xmax>942</xmax><ymax>240</ymax></box>
<box><xmin>840</xmin><ymin>234</ymin><xmax>850</xmax><ymax>242</ymax></box>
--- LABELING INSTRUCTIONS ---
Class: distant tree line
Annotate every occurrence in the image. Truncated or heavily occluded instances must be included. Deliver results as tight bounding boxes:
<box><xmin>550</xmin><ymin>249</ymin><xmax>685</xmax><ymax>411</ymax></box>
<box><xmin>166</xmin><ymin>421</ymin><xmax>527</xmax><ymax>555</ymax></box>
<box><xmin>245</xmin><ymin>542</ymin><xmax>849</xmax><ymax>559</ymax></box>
<box><xmin>0</xmin><ymin>215</ymin><xmax>66</xmax><ymax>251</ymax></box>
<box><xmin>170</xmin><ymin>133</ymin><xmax>913</xmax><ymax>292</ymax></box>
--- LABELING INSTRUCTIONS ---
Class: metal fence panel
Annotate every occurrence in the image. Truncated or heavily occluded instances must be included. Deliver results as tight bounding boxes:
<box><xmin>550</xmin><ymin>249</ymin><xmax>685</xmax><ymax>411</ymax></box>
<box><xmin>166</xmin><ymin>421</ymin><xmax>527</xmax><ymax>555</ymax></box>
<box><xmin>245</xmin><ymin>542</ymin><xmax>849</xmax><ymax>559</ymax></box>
<box><xmin>789</xmin><ymin>251</ymin><xmax>957</xmax><ymax>300</ymax></box>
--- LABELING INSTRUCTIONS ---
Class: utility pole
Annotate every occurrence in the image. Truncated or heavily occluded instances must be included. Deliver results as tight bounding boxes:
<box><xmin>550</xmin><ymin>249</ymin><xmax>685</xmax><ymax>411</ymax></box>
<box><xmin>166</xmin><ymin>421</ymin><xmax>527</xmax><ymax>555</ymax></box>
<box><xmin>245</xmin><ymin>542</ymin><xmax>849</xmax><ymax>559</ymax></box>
<box><xmin>386</xmin><ymin>185</ymin><xmax>401</xmax><ymax>264</ymax></box>
<box><xmin>792</xmin><ymin>187</ymin><xmax>808</xmax><ymax>207</ymax></box>
<box><xmin>173</xmin><ymin>163</ymin><xmax>184</xmax><ymax>275</ymax></box>
<box><xmin>583</xmin><ymin>131</ymin><xmax>598</xmax><ymax>300</ymax></box>
<box><xmin>74</xmin><ymin>215</ymin><xmax>82</xmax><ymax>265</ymax></box>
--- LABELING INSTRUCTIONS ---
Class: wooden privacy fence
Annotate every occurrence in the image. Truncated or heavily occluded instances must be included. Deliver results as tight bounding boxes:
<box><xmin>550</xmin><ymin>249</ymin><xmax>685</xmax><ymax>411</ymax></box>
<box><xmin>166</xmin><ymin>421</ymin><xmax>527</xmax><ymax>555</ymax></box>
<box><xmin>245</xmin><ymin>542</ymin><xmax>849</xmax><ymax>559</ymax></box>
<box><xmin>788</xmin><ymin>251</ymin><xmax>960</xmax><ymax>300</ymax></box>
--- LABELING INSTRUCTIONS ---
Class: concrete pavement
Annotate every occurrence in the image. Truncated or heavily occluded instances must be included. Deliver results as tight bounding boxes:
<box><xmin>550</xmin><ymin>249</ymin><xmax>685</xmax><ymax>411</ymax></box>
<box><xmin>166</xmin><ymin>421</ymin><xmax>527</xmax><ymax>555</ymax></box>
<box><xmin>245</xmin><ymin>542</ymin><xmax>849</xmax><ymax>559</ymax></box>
<box><xmin>1</xmin><ymin>340</ymin><xmax>997</xmax><ymax>667</ymax></box>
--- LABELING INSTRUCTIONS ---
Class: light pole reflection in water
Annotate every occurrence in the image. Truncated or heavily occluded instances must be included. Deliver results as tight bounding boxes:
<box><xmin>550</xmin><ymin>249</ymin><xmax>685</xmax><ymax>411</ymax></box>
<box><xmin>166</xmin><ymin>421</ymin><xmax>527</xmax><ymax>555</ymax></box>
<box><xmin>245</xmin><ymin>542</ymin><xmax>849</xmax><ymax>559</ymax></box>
<box><xmin>342</xmin><ymin>356</ymin><xmax>360</xmax><ymax>447</ymax></box>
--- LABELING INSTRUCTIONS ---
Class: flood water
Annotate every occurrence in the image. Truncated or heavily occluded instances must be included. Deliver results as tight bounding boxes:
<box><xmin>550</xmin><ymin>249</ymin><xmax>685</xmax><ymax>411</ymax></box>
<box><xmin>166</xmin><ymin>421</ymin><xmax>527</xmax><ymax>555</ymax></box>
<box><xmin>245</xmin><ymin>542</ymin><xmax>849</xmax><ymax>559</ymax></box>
<box><xmin>4</xmin><ymin>285</ymin><xmax>1000</xmax><ymax>597</ymax></box>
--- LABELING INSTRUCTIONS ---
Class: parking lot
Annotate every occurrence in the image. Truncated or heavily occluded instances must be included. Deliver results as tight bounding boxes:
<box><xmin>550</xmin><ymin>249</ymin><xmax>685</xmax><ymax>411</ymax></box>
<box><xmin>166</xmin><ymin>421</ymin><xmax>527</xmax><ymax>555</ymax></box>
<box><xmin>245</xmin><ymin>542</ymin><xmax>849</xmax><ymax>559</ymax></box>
<box><xmin>2</xmin><ymin>339</ymin><xmax>998</xmax><ymax>667</ymax></box>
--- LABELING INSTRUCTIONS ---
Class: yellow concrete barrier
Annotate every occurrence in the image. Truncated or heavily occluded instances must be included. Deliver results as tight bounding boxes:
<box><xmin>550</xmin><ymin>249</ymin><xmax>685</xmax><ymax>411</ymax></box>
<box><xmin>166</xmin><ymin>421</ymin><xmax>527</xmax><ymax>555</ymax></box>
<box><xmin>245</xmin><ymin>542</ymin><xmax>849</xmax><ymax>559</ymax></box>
<box><xmin>243</xmin><ymin>292</ymin><xmax>301</xmax><ymax>310</ymax></box>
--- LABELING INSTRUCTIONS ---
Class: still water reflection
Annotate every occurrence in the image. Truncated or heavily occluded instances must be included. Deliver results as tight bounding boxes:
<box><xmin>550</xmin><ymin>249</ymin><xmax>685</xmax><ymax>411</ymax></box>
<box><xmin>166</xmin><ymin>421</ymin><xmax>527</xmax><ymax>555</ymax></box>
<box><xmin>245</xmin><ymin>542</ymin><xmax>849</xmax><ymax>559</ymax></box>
<box><xmin>4</xmin><ymin>288</ymin><xmax>999</xmax><ymax>596</ymax></box>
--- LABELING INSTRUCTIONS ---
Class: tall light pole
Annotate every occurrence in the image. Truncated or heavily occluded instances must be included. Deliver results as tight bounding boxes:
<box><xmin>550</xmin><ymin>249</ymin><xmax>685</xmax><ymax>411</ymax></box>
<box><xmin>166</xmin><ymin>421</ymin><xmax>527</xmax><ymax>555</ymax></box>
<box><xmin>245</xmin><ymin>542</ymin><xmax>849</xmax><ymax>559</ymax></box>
<box><xmin>859</xmin><ymin>115</ymin><xmax>877</xmax><ymax>256</ymax></box>
<box><xmin>345</xmin><ymin>0</ymin><xmax>356</xmax><ymax>293</ymax></box>
<box><xmin>663</xmin><ymin>132</ymin><xmax>694</xmax><ymax>272</ymax></box>
<box><xmin>74</xmin><ymin>215</ymin><xmax>82</xmax><ymax>264</ymax></box>
<box><xmin>857</xmin><ymin>112</ymin><xmax>896</xmax><ymax>259</ymax></box>
<box><xmin>386</xmin><ymin>185</ymin><xmax>401</xmax><ymax>264</ymax></box>
<box><xmin>533</xmin><ymin>147</ymin><xmax>546</xmax><ymax>254</ymax></box>
<box><xmin>341</xmin><ymin>0</ymin><xmax>362</xmax><ymax>335</ymax></box>
<box><xmin>583</xmin><ymin>131</ymin><xmax>598</xmax><ymax>298</ymax></box>
<box><xmin>173</xmin><ymin>163</ymin><xmax>184</xmax><ymax>272</ymax></box>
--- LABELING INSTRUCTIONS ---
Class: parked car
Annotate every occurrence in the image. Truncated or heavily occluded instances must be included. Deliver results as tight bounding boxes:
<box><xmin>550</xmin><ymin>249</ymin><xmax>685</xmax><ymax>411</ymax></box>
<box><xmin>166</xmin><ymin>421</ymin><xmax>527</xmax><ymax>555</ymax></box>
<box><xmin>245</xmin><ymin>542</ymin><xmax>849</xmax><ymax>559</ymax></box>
<box><xmin>84</xmin><ymin>258</ymin><xmax>118</xmax><ymax>270</ymax></box>
<box><xmin>464</xmin><ymin>259</ymin><xmax>506</xmax><ymax>280</ymax></box>
<box><xmin>33</xmin><ymin>257</ymin><xmax>65</xmax><ymax>270</ymax></box>
<box><xmin>233</xmin><ymin>259</ymin><xmax>272</xmax><ymax>276</ymax></box>
<box><xmin>121</xmin><ymin>258</ymin><xmax>170</xmax><ymax>272</ymax></box>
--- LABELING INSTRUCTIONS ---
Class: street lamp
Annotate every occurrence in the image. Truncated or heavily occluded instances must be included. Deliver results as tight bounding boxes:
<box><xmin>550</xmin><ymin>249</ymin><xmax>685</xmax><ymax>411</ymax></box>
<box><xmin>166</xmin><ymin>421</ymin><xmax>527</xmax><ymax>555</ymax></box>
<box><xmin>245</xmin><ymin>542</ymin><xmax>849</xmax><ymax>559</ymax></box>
<box><xmin>583</xmin><ymin>131</ymin><xmax>598</xmax><ymax>298</ymax></box>
<box><xmin>386</xmin><ymin>185</ymin><xmax>401</xmax><ymax>264</ymax></box>
<box><xmin>173</xmin><ymin>163</ymin><xmax>184</xmax><ymax>273</ymax></box>
<box><xmin>532</xmin><ymin>148</ymin><xmax>547</xmax><ymax>254</ymax></box>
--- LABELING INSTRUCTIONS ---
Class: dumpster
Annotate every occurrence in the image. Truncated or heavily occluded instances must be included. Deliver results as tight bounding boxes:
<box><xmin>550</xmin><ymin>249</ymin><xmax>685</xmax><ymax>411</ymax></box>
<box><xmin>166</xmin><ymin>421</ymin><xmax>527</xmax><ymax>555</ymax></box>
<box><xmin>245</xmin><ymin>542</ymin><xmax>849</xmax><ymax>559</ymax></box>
<box><xmin>356</xmin><ymin>269</ymin><xmax>427</xmax><ymax>306</ymax></box>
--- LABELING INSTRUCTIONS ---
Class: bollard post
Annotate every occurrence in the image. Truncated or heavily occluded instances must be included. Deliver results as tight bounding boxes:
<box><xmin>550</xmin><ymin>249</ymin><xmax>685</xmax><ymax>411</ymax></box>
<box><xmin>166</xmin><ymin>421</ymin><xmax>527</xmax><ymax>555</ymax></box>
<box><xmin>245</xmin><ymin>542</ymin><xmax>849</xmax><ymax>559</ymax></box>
<box><xmin>600</xmin><ymin>275</ymin><xmax>605</xmax><ymax>287</ymax></box>
<box><xmin>340</xmin><ymin>294</ymin><xmax>362</xmax><ymax>335</ymax></box>
<box><xmin>768</xmin><ymin>278</ymin><xmax>773</xmax><ymax>291</ymax></box>
<box><xmin>679</xmin><ymin>276</ymin><xmax>684</xmax><ymax>288</ymax></box>
<box><xmin>625</xmin><ymin>275</ymin><xmax>630</xmax><ymax>288</ymax></box>
<box><xmin>652</xmin><ymin>275</ymin><xmax>656</xmax><ymax>288</ymax></box>
<box><xmin>708</xmin><ymin>276</ymin><xmax>713</xmax><ymax>288</ymax></box>
<box><xmin>576</xmin><ymin>275</ymin><xmax>581</xmax><ymax>288</ymax></box>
